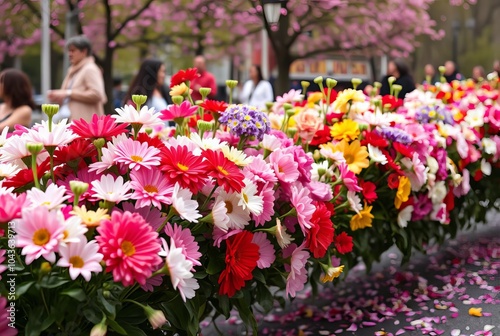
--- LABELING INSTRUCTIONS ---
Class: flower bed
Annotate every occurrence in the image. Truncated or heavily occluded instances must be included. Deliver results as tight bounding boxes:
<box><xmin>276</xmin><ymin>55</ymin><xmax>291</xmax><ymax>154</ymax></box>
<box><xmin>0</xmin><ymin>72</ymin><xmax>499</xmax><ymax>335</ymax></box>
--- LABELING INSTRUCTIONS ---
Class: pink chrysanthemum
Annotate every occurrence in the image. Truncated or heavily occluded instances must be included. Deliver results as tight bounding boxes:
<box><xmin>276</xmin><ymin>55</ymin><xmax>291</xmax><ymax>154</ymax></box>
<box><xmin>57</xmin><ymin>238</ymin><xmax>103</xmax><ymax>281</ymax></box>
<box><xmin>251</xmin><ymin>232</ymin><xmax>275</xmax><ymax>269</ymax></box>
<box><xmin>283</xmin><ymin>243</ymin><xmax>309</xmax><ymax>298</ymax></box>
<box><xmin>290</xmin><ymin>184</ymin><xmax>315</xmax><ymax>234</ymax></box>
<box><xmin>96</xmin><ymin>211</ymin><xmax>162</xmax><ymax>286</ymax></box>
<box><xmin>268</xmin><ymin>149</ymin><xmax>299</xmax><ymax>183</ymax></box>
<box><xmin>130</xmin><ymin>169</ymin><xmax>173</xmax><ymax>209</ymax></box>
<box><xmin>338</xmin><ymin>162</ymin><xmax>362</xmax><ymax>192</ymax></box>
<box><xmin>160</xmin><ymin>101</ymin><xmax>198</xmax><ymax>121</ymax></box>
<box><xmin>164</xmin><ymin>223</ymin><xmax>201</xmax><ymax>269</ymax></box>
<box><xmin>252</xmin><ymin>182</ymin><xmax>276</xmax><ymax>226</ymax></box>
<box><xmin>0</xmin><ymin>192</ymin><xmax>26</xmax><ymax>223</ymax></box>
<box><xmin>15</xmin><ymin>207</ymin><xmax>65</xmax><ymax>264</ymax></box>
<box><xmin>243</xmin><ymin>155</ymin><xmax>278</xmax><ymax>186</ymax></box>
<box><xmin>401</xmin><ymin>152</ymin><xmax>428</xmax><ymax>191</ymax></box>
<box><xmin>120</xmin><ymin>203</ymin><xmax>164</xmax><ymax>231</ymax></box>
<box><xmin>115</xmin><ymin>138</ymin><xmax>161</xmax><ymax>171</ymax></box>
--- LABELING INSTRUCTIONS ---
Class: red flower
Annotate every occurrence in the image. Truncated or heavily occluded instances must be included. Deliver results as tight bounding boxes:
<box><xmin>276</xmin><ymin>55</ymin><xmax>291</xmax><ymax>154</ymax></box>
<box><xmin>170</xmin><ymin>68</ymin><xmax>199</xmax><ymax>87</ymax></box>
<box><xmin>70</xmin><ymin>114</ymin><xmax>129</xmax><ymax>140</ymax></box>
<box><xmin>387</xmin><ymin>173</ymin><xmax>400</xmax><ymax>189</ymax></box>
<box><xmin>218</xmin><ymin>231</ymin><xmax>259</xmax><ymax>297</ymax></box>
<box><xmin>381</xmin><ymin>95</ymin><xmax>403</xmax><ymax>110</ymax></box>
<box><xmin>160</xmin><ymin>145</ymin><xmax>208</xmax><ymax>193</ymax></box>
<box><xmin>3</xmin><ymin>159</ymin><xmax>51</xmax><ymax>189</ymax></box>
<box><xmin>199</xmin><ymin>100</ymin><xmax>228</xmax><ymax>115</ymax></box>
<box><xmin>53</xmin><ymin>138</ymin><xmax>97</xmax><ymax>168</ymax></box>
<box><xmin>136</xmin><ymin>132</ymin><xmax>166</xmax><ymax>152</ymax></box>
<box><xmin>322</xmin><ymin>88</ymin><xmax>338</xmax><ymax>104</ymax></box>
<box><xmin>360</xmin><ymin>180</ymin><xmax>378</xmax><ymax>204</ymax></box>
<box><xmin>473</xmin><ymin>169</ymin><xmax>483</xmax><ymax>182</ymax></box>
<box><xmin>188</xmin><ymin>113</ymin><xmax>214</xmax><ymax>129</ymax></box>
<box><xmin>306</xmin><ymin>201</ymin><xmax>335</xmax><ymax>258</ymax></box>
<box><xmin>361</xmin><ymin>131</ymin><xmax>388</xmax><ymax>148</ymax></box>
<box><xmin>444</xmin><ymin>187</ymin><xmax>455</xmax><ymax>211</ymax></box>
<box><xmin>393</xmin><ymin>142</ymin><xmax>414</xmax><ymax>158</ymax></box>
<box><xmin>334</xmin><ymin>232</ymin><xmax>353</xmax><ymax>254</ymax></box>
<box><xmin>310</xmin><ymin>125</ymin><xmax>332</xmax><ymax>146</ymax></box>
<box><xmin>382</xmin><ymin>149</ymin><xmax>404</xmax><ymax>175</ymax></box>
<box><xmin>203</xmin><ymin>149</ymin><xmax>245</xmax><ymax>193</ymax></box>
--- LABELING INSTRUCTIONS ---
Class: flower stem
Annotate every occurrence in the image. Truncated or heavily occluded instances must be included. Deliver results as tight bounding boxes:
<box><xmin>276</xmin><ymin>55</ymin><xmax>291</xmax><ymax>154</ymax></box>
<box><xmin>31</xmin><ymin>154</ymin><xmax>41</xmax><ymax>189</ymax></box>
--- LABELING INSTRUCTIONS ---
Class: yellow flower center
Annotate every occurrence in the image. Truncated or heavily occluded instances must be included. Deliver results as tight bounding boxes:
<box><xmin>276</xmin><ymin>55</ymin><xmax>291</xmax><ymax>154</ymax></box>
<box><xmin>63</xmin><ymin>230</ymin><xmax>69</xmax><ymax>240</ymax></box>
<box><xmin>32</xmin><ymin>228</ymin><xmax>50</xmax><ymax>246</ymax></box>
<box><xmin>225</xmin><ymin>201</ymin><xmax>233</xmax><ymax>214</ymax></box>
<box><xmin>344</xmin><ymin>154</ymin><xmax>355</xmax><ymax>165</ymax></box>
<box><xmin>144</xmin><ymin>184</ymin><xmax>159</xmax><ymax>193</ymax></box>
<box><xmin>217</xmin><ymin>166</ymin><xmax>229</xmax><ymax>176</ymax></box>
<box><xmin>41</xmin><ymin>201</ymin><xmax>51</xmax><ymax>206</ymax></box>
<box><xmin>242</xmin><ymin>193</ymin><xmax>249</xmax><ymax>204</ymax></box>
<box><xmin>121</xmin><ymin>240</ymin><xmax>136</xmax><ymax>257</ymax></box>
<box><xmin>131</xmin><ymin>155</ymin><xmax>143</xmax><ymax>162</ymax></box>
<box><xmin>177</xmin><ymin>163</ymin><xmax>189</xmax><ymax>171</ymax></box>
<box><xmin>69</xmin><ymin>256</ymin><xmax>84</xmax><ymax>268</ymax></box>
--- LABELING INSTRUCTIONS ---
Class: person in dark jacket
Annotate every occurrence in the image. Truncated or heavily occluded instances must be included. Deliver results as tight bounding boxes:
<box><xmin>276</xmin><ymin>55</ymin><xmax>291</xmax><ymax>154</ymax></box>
<box><xmin>379</xmin><ymin>58</ymin><xmax>416</xmax><ymax>98</ymax></box>
<box><xmin>443</xmin><ymin>60</ymin><xmax>463</xmax><ymax>83</ymax></box>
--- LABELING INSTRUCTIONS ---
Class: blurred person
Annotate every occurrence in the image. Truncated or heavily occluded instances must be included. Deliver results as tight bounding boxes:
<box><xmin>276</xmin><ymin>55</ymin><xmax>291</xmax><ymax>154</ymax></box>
<box><xmin>239</xmin><ymin>65</ymin><xmax>274</xmax><ymax>109</ymax></box>
<box><xmin>48</xmin><ymin>35</ymin><xmax>107</xmax><ymax>122</ymax></box>
<box><xmin>191</xmin><ymin>55</ymin><xmax>217</xmax><ymax>102</ymax></box>
<box><xmin>443</xmin><ymin>60</ymin><xmax>463</xmax><ymax>83</ymax></box>
<box><xmin>488</xmin><ymin>60</ymin><xmax>500</xmax><ymax>79</ymax></box>
<box><xmin>379</xmin><ymin>58</ymin><xmax>416</xmax><ymax>98</ymax></box>
<box><xmin>423</xmin><ymin>64</ymin><xmax>439</xmax><ymax>84</ymax></box>
<box><xmin>123</xmin><ymin>59</ymin><xmax>171</xmax><ymax>112</ymax></box>
<box><xmin>0</xmin><ymin>68</ymin><xmax>34</xmax><ymax>130</ymax></box>
<box><xmin>113</xmin><ymin>77</ymin><xmax>125</xmax><ymax>109</ymax></box>
<box><xmin>472</xmin><ymin>65</ymin><xmax>485</xmax><ymax>83</ymax></box>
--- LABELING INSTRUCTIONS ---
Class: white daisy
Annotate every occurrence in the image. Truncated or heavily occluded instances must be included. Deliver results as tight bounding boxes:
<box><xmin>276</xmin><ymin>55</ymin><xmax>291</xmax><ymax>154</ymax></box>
<box><xmin>0</xmin><ymin>126</ymin><xmax>9</xmax><ymax>147</ymax></box>
<box><xmin>464</xmin><ymin>107</ymin><xmax>484</xmax><ymax>128</ymax></box>
<box><xmin>27</xmin><ymin>183</ymin><xmax>70</xmax><ymax>210</ymax></box>
<box><xmin>221</xmin><ymin>145</ymin><xmax>253</xmax><ymax>166</ymax></box>
<box><xmin>482</xmin><ymin>138</ymin><xmax>497</xmax><ymax>156</ymax></box>
<box><xmin>165</xmin><ymin>135</ymin><xmax>201</xmax><ymax>156</ymax></box>
<box><xmin>0</xmin><ymin>134</ymin><xmax>48</xmax><ymax>168</ymax></box>
<box><xmin>112</xmin><ymin>104</ymin><xmax>164</xmax><ymax>129</ymax></box>
<box><xmin>60</xmin><ymin>215</ymin><xmax>88</xmax><ymax>246</ymax></box>
<box><xmin>91</xmin><ymin>174</ymin><xmax>132</xmax><ymax>203</ymax></box>
<box><xmin>26</xmin><ymin>119</ymin><xmax>78</xmax><ymax>147</ymax></box>
<box><xmin>171</xmin><ymin>183</ymin><xmax>201</xmax><ymax>223</ymax></box>
<box><xmin>347</xmin><ymin>191</ymin><xmax>363</xmax><ymax>214</ymax></box>
<box><xmin>368</xmin><ymin>144</ymin><xmax>388</xmax><ymax>165</ymax></box>
<box><xmin>190</xmin><ymin>133</ymin><xmax>226</xmax><ymax>151</ymax></box>
<box><xmin>0</xmin><ymin>163</ymin><xmax>21</xmax><ymax>179</ymax></box>
<box><xmin>274</xmin><ymin>218</ymin><xmax>293</xmax><ymax>249</ymax></box>
<box><xmin>261</xmin><ymin>134</ymin><xmax>282</xmax><ymax>152</ymax></box>
<box><xmin>397</xmin><ymin>205</ymin><xmax>413</xmax><ymax>228</ymax></box>
<box><xmin>238</xmin><ymin>178</ymin><xmax>263</xmax><ymax>216</ymax></box>
<box><xmin>212</xmin><ymin>190</ymin><xmax>250</xmax><ymax>231</ymax></box>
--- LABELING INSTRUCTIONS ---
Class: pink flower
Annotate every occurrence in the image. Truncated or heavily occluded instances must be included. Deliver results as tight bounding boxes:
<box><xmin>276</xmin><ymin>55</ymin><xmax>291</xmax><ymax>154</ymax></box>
<box><xmin>283</xmin><ymin>243</ymin><xmax>309</xmax><ymax>298</ymax></box>
<box><xmin>268</xmin><ymin>149</ymin><xmax>299</xmax><ymax>183</ymax></box>
<box><xmin>290</xmin><ymin>184</ymin><xmax>315</xmax><ymax>234</ymax></box>
<box><xmin>57</xmin><ymin>167</ymin><xmax>101</xmax><ymax>203</ymax></box>
<box><xmin>401</xmin><ymin>153</ymin><xmax>427</xmax><ymax>191</ymax></box>
<box><xmin>140</xmin><ymin>264</ymin><xmax>164</xmax><ymax>292</ymax></box>
<box><xmin>212</xmin><ymin>228</ymin><xmax>242</xmax><ymax>248</ymax></box>
<box><xmin>0</xmin><ymin>193</ymin><xmax>26</xmax><ymax>223</ymax></box>
<box><xmin>252</xmin><ymin>183</ymin><xmax>276</xmax><ymax>226</ymax></box>
<box><xmin>251</xmin><ymin>232</ymin><xmax>275</xmax><ymax>269</ymax></box>
<box><xmin>160</xmin><ymin>101</ymin><xmax>198</xmax><ymax>121</ymax></box>
<box><xmin>15</xmin><ymin>207</ymin><xmax>64</xmax><ymax>264</ymax></box>
<box><xmin>164</xmin><ymin>223</ymin><xmax>201</xmax><ymax>269</ymax></box>
<box><xmin>295</xmin><ymin>108</ymin><xmax>323</xmax><ymax>142</ymax></box>
<box><xmin>243</xmin><ymin>155</ymin><xmax>277</xmax><ymax>186</ymax></box>
<box><xmin>96</xmin><ymin>211</ymin><xmax>162</xmax><ymax>286</ymax></box>
<box><xmin>130</xmin><ymin>169</ymin><xmax>173</xmax><ymax>209</ymax></box>
<box><xmin>454</xmin><ymin>169</ymin><xmax>471</xmax><ymax>197</ymax></box>
<box><xmin>0</xmin><ymin>250</ymin><xmax>6</xmax><ymax>280</ymax></box>
<box><xmin>56</xmin><ymin>238</ymin><xmax>103</xmax><ymax>281</ymax></box>
<box><xmin>307</xmin><ymin>181</ymin><xmax>333</xmax><ymax>202</ymax></box>
<box><xmin>115</xmin><ymin>138</ymin><xmax>161</xmax><ymax>171</ymax></box>
<box><xmin>120</xmin><ymin>203</ymin><xmax>164</xmax><ymax>231</ymax></box>
<box><xmin>0</xmin><ymin>296</ymin><xmax>17</xmax><ymax>336</ymax></box>
<box><xmin>338</xmin><ymin>162</ymin><xmax>362</xmax><ymax>192</ymax></box>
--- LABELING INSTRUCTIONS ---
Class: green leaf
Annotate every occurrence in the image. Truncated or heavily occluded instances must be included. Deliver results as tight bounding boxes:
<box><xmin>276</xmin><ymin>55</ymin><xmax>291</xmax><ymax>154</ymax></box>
<box><xmin>235</xmin><ymin>298</ymin><xmax>258</xmax><ymax>335</ymax></box>
<box><xmin>98</xmin><ymin>291</ymin><xmax>117</xmax><ymax>316</ymax></box>
<box><xmin>252</xmin><ymin>269</ymin><xmax>266</xmax><ymax>284</ymax></box>
<box><xmin>36</xmin><ymin>276</ymin><xmax>69</xmax><ymax>289</ymax></box>
<box><xmin>255</xmin><ymin>283</ymin><xmax>273</xmax><ymax>313</ymax></box>
<box><xmin>206</xmin><ymin>249</ymin><xmax>225</xmax><ymax>275</ymax></box>
<box><xmin>119</xmin><ymin>323</ymin><xmax>148</xmax><ymax>336</ymax></box>
<box><xmin>16</xmin><ymin>281</ymin><xmax>35</xmax><ymax>298</ymax></box>
<box><xmin>107</xmin><ymin>318</ymin><xmax>128</xmax><ymax>335</ymax></box>
<box><xmin>61</xmin><ymin>288</ymin><xmax>86</xmax><ymax>302</ymax></box>
<box><xmin>216</xmin><ymin>294</ymin><xmax>230</xmax><ymax>318</ymax></box>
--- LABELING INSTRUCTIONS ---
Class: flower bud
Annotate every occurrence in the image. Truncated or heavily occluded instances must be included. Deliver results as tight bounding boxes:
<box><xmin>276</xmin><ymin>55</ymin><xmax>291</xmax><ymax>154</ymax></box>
<box><xmin>392</xmin><ymin>84</ymin><xmax>403</xmax><ymax>98</ymax></box>
<box><xmin>145</xmin><ymin>128</ymin><xmax>153</xmax><ymax>135</ymax></box>
<box><xmin>373</xmin><ymin>81</ymin><xmax>382</xmax><ymax>89</ymax></box>
<box><xmin>301</xmin><ymin>81</ymin><xmax>310</xmax><ymax>89</ymax></box>
<box><xmin>26</xmin><ymin>142</ymin><xmax>44</xmax><ymax>156</ymax></box>
<box><xmin>226</xmin><ymin>80</ymin><xmax>238</xmax><ymax>89</ymax></box>
<box><xmin>438</xmin><ymin>66</ymin><xmax>445</xmax><ymax>75</ymax></box>
<box><xmin>90</xmin><ymin>321</ymin><xmax>107</xmax><ymax>336</ymax></box>
<box><xmin>40</xmin><ymin>262</ymin><xmax>52</xmax><ymax>275</ymax></box>
<box><xmin>144</xmin><ymin>305</ymin><xmax>168</xmax><ymax>329</ymax></box>
<box><xmin>351</xmin><ymin>78</ymin><xmax>362</xmax><ymax>89</ymax></box>
<box><xmin>42</xmin><ymin>104</ymin><xmax>60</xmax><ymax>118</ymax></box>
<box><xmin>358</xmin><ymin>123</ymin><xmax>368</xmax><ymax>132</ymax></box>
<box><xmin>326</xmin><ymin>78</ymin><xmax>338</xmax><ymax>89</ymax></box>
<box><xmin>70</xmin><ymin>181</ymin><xmax>89</xmax><ymax>196</ymax></box>
<box><xmin>197</xmin><ymin>120</ymin><xmax>214</xmax><ymax>132</ymax></box>
<box><xmin>93</xmin><ymin>138</ymin><xmax>106</xmax><ymax>150</ymax></box>
<box><xmin>265</xmin><ymin>102</ymin><xmax>274</xmax><ymax>112</ymax></box>
<box><xmin>388</xmin><ymin>76</ymin><xmax>396</xmax><ymax>86</ymax></box>
<box><xmin>287</xmin><ymin>127</ymin><xmax>297</xmax><ymax>138</ymax></box>
<box><xmin>199</xmin><ymin>87</ymin><xmax>211</xmax><ymax>98</ymax></box>
<box><xmin>313</xmin><ymin>76</ymin><xmax>323</xmax><ymax>84</ymax></box>
<box><xmin>132</xmin><ymin>95</ymin><xmax>147</xmax><ymax>107</ymax></box>
<box><xmin>172</xmin><ymin>95</ymin><xmax>184</xmax><ymax>105</ymax></box>
<box><xmin>283</xmin><ymin>103</ymin><xmax>293</xmax><ymax>111</ymax></box>
<box><xmin>313</xmin><ymin>149</ymin><xmax>321</xmax><ymax>161</ymax></box>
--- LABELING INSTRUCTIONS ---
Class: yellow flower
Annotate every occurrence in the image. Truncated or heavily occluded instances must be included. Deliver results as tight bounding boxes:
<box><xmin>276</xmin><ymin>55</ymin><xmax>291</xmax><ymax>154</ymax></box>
<box><xmin>468</xmin><ymin>307</ymin><xmax>482</xmax><ymax>317</ymax></box>
<box><xmin>169</xmin><ymin>83</ymin><xmax>192</xmax><ymax>97</ymax></box>
<box><xmin>72</xmin><ymin>205</ymin><xmax>110</xmax><ymax>227</ymax></box>
<box><xmin>307</xmin><ymin>92</ymin><xmax>323</xmax><ymax>104</ymax></box>
<box><xmin>320</xmin><ymin>265</ymin><xmax>344</xmax><ymax>283</ymax></box>
<box><xmin>332</xmin><ymin>89</ymin><xmax>365</xmax><ymax>113</ymax></box>
<box><xmin>350</xmin><ymin>203</ymin><xmax>374</xmax><ymax>231</ymax></box>
<box><xmin>394</xmin><ymin>176</ymin><xmax>411</xmax><ymax>209</ymax></box>
<box><xmin>333</xmin><ymin>139</ymin><xmax>369</xmax><ymax>174</ymax></box>
<box><xmin>330</xmin><ymin>119</ymin><xmax>360</xmax><ymax>141</ymax></box>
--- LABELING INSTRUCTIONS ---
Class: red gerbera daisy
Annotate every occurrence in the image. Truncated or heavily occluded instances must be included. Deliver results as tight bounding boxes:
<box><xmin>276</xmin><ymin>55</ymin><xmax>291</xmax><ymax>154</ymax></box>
<box><xmin>53</xmin><ymin>138</ymin><xmax>97</xmax><ymax>168</ymax></box>
<box><xmin>306</xmin><ymin>201</ymin><xmax>335</xmax><ymax>258</ymax></box>
<box><xmin>334</xmin><ymin>232</ymin><xmax>353</xmax><ymax>254</ymax></box>
<box><xmin>136</xmin><ymin>132</ymin><xmax>167</xmax><ymax>152</ymax></box>
<box><xmin>170</xmin><ymin>68</ymin><xmax>199</xmax><ymax>87</ymax></box>
<box><xmin>160</xmin><ymin>145</ymin><xmax>208</xmax><ymax>193</ymax></box>
<box><xmin>360</xmin><ymin>180</ymin><xmax>378</xmax><ymax>204</ymax></box>
<box><xmin>310</xmin><ymin>125</ymin><xmax>332</xmax><ymax>147</ymax></box>
<box><xmin>199</xmin><ymin>100</ymin><xmax>228</xmax><ymax>115</ymax></box>
<box><xmin>361</xmin><ymin>131</ymin><xmax>389</xmax><ymax>148</ymax></box>
<box><xmin>381</xmin><ymin>149</ymin><xmax>404</xmax><ymax>175</ymax></box>
<box><xmin>3</xmin><ymin>158</ymin><xmax>51</xmax><ymax>189</ymax></box>
<box><xmin>70</xmin><ymin>114</ymin><xmax>129</xmax><ymax>140</ymax></box>
<box><xmin>381</xmin><ymin>95</ymin><xmax>403</xmax><ymax>110</ymax></box>
<box><xmin>188</xmin><ymin>113</ymin><xmax>214</xmax><ymax>129</ymax></box>
<box><xmin>203</xmin><ymin>149</ymin><xmax>245</xmax><ymax>193</ymax></box>
<box><xmin>218</xmin><ymin>231</ymin><xmax>259</xmax><ymax>297</ymax></box>
<box><xmin>393</xmin><ymin>142</ymin><xmax>414</xmax><ymax>158</ymax></box>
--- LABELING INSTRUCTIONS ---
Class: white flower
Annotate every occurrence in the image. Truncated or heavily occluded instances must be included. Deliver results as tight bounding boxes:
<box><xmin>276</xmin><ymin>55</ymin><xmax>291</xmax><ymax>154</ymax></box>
<box><xmin>353</xmin><ymin>110</ymin><xmax>391</xmax><ymax>127</ymax></box>
<box><xmin>429</xmin><ymin>181</ymin><xmax>447</xmax><ymax>205</ymax></box>
<box><xmin>368</xmin><ymin>144</ymin><xmax>388</xmax><ymax>165</ymax></box>
<box><xmin>212</xmin><ymin>190</ymin><xmax>250</xmax><ymax>231</ymax></box>
<box><xmin>311</xmin><ymin>160</ymin><xmax>333</xmax><ymax>182</ymax></box>
<box><xmin>238</xmin><ymin>178</ymin><xmax>263</xmax><ymax>216</ymax></box>
<box><xmin>56</xmin><ymin>238</ymin><xmax>103</xmax><ymax>281</ymax></box>
<box><xmin>0</xmin><ymin>134</ymin><xmax>48</xmax><ymax>168</ymax></box>
<box><xmin>481</xmin><ymin>159</ymin><xmax>492</xmax><ymax>176</ymax></box>
<box><xmin>165</xmin><ymin>135</ymin><xmax>201</xmax><ymax>156</ymax></box>
<box><xmin>190</xmin><ymin>133</ymin><xmax>226</xmax><ymax>151</ymax></box>
<box><xmin>274</xmin><ymin>218</ymin><xmax>293</xmax><ymax>249</ymax></box>
<box><xmin>88</xmin><ymin>135</ymin><xmax>126</xmax><ymax>174</ymax></box>
<box><xmin>427</xmin><ymin>156</ymin><xmax>439</xmax><ymax>175</ymax></box>
<box><xmin>464</xmin><ymin>107</ymin><xmax>484</xmax><ymax>127</ymax></box>
<box><xmin>91</xmin><ymin>174</ymin><xmax>132</xmax><ymax>203</ymax></box>
<box><xmin>0</xmin><ymin>163</ymin><xmax>21</xmax><ymax>178</ymax></box>
<box><xmin>319</xmin><ymin>146</ymin><xmax>346</xmax><ymax>166</ymax></box>
<box><xmin>221</xmin><ymin>145</ymin><xmax>253</xmax><ymax>166</ymax></box>
<box><xmin>27</xmin><ymin>183</ymin><xmax>70</xmax><ymax>210</ymax></box>
<box><xmin>159</xmin><ymin>239</ymin><xmax>199</xmax><ymax>302</ymax></box>
<box><xmin>482</xmin><ymin>138</ymin><xmax>497</xmax><ymax>156</ymax></box>
<box><xmin>261</xmin><ymin>134</ymin><xmax>282</xmax><ymax>152</ymax></box>
<box><xmin>171</xmin><ymin>183</ymin><xmax>202</xmax><ymax>223</ymax></box>
<box><xmin>26</xmin><ymin>119</ymin><xmax>78</xmax><ymax>147</ymax></box>
<box><xmin>0</xmin><ymin>126</ymin><xmax>9</xmax><ymax>147</ymax></box>
<box><xmin>112</xmin><ymin>104</ymin><xmax>164</xmax><ymax>129</ymax></box>
<box><xmin>347</xmin><ymin>191</ymin><xmax>362</xmax><ymax>214</ymax></box>
<box><xmin>397</xmin><ymin>205</ymin><xmax>413</xmax><ymax>228</ymax></box>
<box><xmin>60</xmin><ymin>216</ymin><xmax>88</xmax><ymax>246</ymax></box>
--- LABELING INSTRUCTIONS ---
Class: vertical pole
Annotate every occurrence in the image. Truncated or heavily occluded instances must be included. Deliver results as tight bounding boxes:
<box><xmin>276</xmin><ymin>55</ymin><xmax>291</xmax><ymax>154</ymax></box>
<box><xmin>41</xmin><ymin>0</ymin><xmax>51</xmax><ymax>103</ymax></box>
<box><xmin>261</xmin><ymin>28</ymin><xmax>269</xmax><ymax>80</ymax></box>
<box><xmin>380</xmin><ymin>54</ymin><xmax>388</xmax><ymax>78</ymax></box>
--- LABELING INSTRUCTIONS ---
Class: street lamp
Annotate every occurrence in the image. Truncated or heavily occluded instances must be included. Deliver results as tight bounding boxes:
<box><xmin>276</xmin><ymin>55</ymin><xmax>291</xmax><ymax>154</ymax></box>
<box><xmin>260</xmin><ymin>0</ymin><xmax>288</xmax><ymax>79</ymax></box>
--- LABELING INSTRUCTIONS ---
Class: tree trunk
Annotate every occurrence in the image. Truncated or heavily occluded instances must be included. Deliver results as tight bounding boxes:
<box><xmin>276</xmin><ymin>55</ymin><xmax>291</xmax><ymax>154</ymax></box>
<box><xmin>102</xmin><ymin>47</ymin><xmax>114</xmax><ymax>115</ymax></box>
<box><xmin>274</xmin><ymin>54</ymin><xmax>292</xmax><ymax>97</ymax></box>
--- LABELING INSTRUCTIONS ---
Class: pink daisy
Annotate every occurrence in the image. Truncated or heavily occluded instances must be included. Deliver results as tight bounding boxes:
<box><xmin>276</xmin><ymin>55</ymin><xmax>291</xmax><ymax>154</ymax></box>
<box><xmin>307</xmin><ymin>181</ymin><xmax>333</xmax><ymax>202</ymax></box>
<box><xmin>0</xmin><ymin>250</ymin><xmax>6</xmax><ymax>279</ymax></box>
<box><xmin>212</xmin><ymin>228</ymin><xmax>242</xmax><ymax>248</ymax></box>
<box><xmin>26</xmin><ymin>183</ymin><xmax>70</xmax><ymax>210</ymax></box>
<box><xmin>243</xmin><ymin>155</ymin><xmax>278</xmax><ymax>186</ymax></box>
<box><xmin>130</xmin><ymin>169</ymin><xmax>173</xmax><ymax>209</ymax></box>
<box><xmin>401</xmin><ymin>153</ymin><xmax>428</xmax><ymax>191</ymax></box>
<box><xmin>15</xmin><ymin>207</ymin><xmax>65</xmax><ymax>264</ymax></box>
<box><xmin>96</xmin><ymin>211</ymin><xmax>162</xmax><ymax>286</ymax></box>
<box><xmin>290</xmin><ymin>184</ymin><xmax>315</xmax><ymax>234</ymax></box>
<box><xmin>338</xmin><ymin>162</ymin><xmax>362</xmax><ymax>192</ymax></box>
<box><xmin>70</xmin><ymin>114</ymin><xmax>129</xmax><ymax>140</ymax></box>
<box><xmin>160</xmin><ymin>101</ymin><xmax>198</xmax><ymax>121</ymax></box>
<box><xmin>268</xmin><ymin>149</ymin><xmax>299</xmax><ymax>183</ymax></box>
<box><xmin>251</xmin><ymin>232</ymin><xmax>275</xmax><ymax>269</ymax></box>
<box><xmin>120</xmin><ymin>203</ymin><xmax>164</xmax><ymax>231</ymax></box>
<box><xmin>164</xmin><ymin>223</ymin><xmax>201</xmax><ymax>269</ymax></box>
<box><xmin>283</xmin><ymin>243</ymin><xmax>310</xmax><ymax>298</ymax></box>
<box><xmin>57</xmin><ymin>167</ymin><xmax>101</xmax><ymax>203</ymax></box>
<box><xmin>115</xmin><ymin>138</ymin><xmax>161</xmax><ymax>171</ymax></box>
<box><xmin>252</xmin><ymin>182</ymin><xmax>276</xmax><ymax>226</ymax></box>
<box><xmin>0</xmin><ymin>192</ymin><xmax>26</xmax><ymax>223</ymax></box>
<box><xmin>0</xmin><ymin>296</ymin><xmax>17</xmax><ymax>336</ymax></box>
<box><xmin>56</xmin><ymin>238</ymin><xmax>103</xmax><ymax>281</ymax></box>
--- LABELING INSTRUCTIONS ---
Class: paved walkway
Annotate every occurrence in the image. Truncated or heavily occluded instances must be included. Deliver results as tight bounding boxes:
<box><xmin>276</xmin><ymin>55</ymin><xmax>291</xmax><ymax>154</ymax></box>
<box><xmin>202</xmin><ymin>214</ymin><xmax>500</xmax><ymax>336</ymax></box>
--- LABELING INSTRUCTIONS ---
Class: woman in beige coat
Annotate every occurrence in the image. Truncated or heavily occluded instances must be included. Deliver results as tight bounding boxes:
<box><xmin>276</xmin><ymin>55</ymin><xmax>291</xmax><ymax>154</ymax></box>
<box><xmin>48</xmin><ymin>35</ymin><xmax>107</xmax><ymax>122</ymax></box>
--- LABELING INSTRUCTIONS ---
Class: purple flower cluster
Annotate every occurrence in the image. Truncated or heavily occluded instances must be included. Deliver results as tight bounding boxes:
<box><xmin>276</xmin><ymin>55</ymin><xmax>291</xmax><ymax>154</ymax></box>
<box><xmin>219</xmin><ymin>104</ymin><xmax>271</xmax><ymax>140</ymax></box>
<box><xmin>376</xmin><ymin>126</ymin><xmax>413</xmax><ymax>145</ymax></box>
<box><xmin>415</xmin><ymin>105</ymin><xmax>454</xmax><ymax>125</ymax></box>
